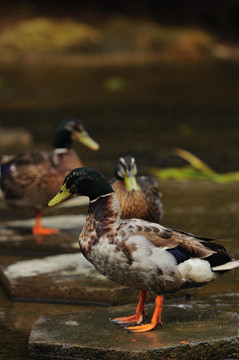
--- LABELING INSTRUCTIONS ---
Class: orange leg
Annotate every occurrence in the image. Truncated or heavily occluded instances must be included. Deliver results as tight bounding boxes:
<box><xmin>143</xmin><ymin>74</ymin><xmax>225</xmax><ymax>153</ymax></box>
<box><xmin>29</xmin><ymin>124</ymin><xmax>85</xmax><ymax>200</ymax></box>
<box><xmin>127</xmin><ymin>295</ymin><xmax>163</xmax><ymax>333</ymax></box>
<box><xmin>112</xmin><ymin>290</ymin><xmax>147</xmax><ymax>326</ymax></box>
<box><xmin>32</xmin><ymin>210</ymin><xmax>60</xmax><ymax>236</ymax></box>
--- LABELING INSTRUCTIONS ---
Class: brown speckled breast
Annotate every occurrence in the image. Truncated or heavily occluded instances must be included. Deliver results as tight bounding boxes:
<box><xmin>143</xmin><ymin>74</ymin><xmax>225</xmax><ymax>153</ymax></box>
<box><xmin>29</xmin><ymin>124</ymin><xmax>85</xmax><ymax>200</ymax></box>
<box><xmin>79</xmin><ymin>194</ymin><xmax>119</xmax><ymax>258</ymax></box>
<box><xmin>112</xmin><ymin>176</ymin><xmax>163</xmax><ymax>223</ymax></box>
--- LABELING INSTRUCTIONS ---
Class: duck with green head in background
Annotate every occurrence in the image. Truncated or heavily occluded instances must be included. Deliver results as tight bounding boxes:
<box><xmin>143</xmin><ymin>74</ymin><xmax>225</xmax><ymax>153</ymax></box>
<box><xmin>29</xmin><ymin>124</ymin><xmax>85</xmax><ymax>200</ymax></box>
<box><xmin>0</xmin><ymin>118</ymin><xmax>99</xmax><ymax>235</ymax></box>
<box><xmin>49</xmin><ymin>166</ymin><xmax>239</xmax><ymax>333</ymax></box>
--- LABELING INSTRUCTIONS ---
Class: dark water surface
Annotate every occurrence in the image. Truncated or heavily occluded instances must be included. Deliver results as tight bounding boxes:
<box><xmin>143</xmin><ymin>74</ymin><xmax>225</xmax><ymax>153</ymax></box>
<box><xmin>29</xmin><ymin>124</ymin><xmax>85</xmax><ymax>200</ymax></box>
<box><xmin>1</xmin><ymin>60</ymin><xmax>239</xmax><ymax>173</ymax></box>
<box><xmin>0</xmin><ymin>60</ymin><xmax>239</xmax><ymax>359</ymax></box>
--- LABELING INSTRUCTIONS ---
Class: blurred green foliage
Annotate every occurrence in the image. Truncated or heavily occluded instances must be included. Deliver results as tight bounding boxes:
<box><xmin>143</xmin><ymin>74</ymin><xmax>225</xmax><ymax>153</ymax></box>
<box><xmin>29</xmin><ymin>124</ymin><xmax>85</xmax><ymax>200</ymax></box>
<box><xmin>0</xmin><ymin>17</ymin><xmax>102</xmax><ymax>54</ymax></box>
<box><xmin>150</xmin><ymin>149</ymin><xmax>239</xmax><ymax>184</ymax></box>
<box><xmin>0</xmin><ymin>16</ymin><xmax>214</xmax><ymax>60</ymax></box>
<box><xmin>103</xmin><ymin>18</ymin><xmax>214</xmax><ymax>53</ymax></box>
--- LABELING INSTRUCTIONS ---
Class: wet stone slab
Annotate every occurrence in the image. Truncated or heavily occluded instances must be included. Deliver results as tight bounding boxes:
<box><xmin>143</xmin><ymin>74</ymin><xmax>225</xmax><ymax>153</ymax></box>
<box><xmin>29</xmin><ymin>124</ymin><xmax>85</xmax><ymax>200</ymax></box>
<box><xmin>0</xmin><ymin>253</ymin><xmax>143</xmax><ymax>305</ymax></box>
<box><xmin>0</xmin><ymin>214</ymin><xmax>86</xmax><ymax>255</ymax></box>
<box><xmin>28</xmin><ymin>304</ymin><xmax>239</xmax><ymax>360</ymax></box>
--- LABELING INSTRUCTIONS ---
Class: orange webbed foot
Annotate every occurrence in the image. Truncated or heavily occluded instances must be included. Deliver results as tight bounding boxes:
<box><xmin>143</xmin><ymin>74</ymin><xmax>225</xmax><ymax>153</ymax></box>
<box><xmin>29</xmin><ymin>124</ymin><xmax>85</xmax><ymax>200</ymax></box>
<box><xmin>111</xmin><ymin>312</ymin><xmax>147</xmax><ymax>326</ymax></box>
<box><xmin>111</xmin><ymin>290</ymin><xmax>147</xmax><ymax>326</ymax></box>
<box><xmin>125</xmin><ymin>294</ymin><xmax>164</xmax><ymax>333</ymax></box>
<box><xmin>32</xmin><ymin>226</ymin><xmax>60</xmax><ymax>236</ymax></box>
<box><xmin>33</xmin><ymin>210</ymin><xmax>60</xmax><ymax>236</ymax></box>
<box><xmin>126</xmin><ymin>320</ymin><xmax>162</xmax><ymax>333</ymax></box>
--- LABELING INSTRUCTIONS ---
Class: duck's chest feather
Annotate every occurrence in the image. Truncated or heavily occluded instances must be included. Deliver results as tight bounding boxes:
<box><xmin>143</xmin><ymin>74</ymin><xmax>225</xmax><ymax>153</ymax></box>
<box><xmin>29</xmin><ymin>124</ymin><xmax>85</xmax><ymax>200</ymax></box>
<box><xmin>112</xmin><ymin>178</ymin><xmax>163</xmax><ymax>223</ymax></box>
<box><xmin>79</xmin><ymin>194</ymin><xmax>182</xmax><ymax>293</ymax></box>
<box><xmin>52</xmin><ymin>149</ymin><xmax>83</xmax><ymax>175</ymax></box>
<box><xmin>79</xmin><ymin>194</ymin><xmax>119</xmax><ymax>255</ymax></box>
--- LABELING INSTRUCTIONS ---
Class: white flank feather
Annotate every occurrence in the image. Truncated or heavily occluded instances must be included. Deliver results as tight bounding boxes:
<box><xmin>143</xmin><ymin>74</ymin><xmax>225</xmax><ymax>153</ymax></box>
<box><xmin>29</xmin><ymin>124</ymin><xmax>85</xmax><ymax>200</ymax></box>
<box><xmin>178</xmin><ymin>259</ymin><xmax>217</xmax><ymax>283</ymax></box>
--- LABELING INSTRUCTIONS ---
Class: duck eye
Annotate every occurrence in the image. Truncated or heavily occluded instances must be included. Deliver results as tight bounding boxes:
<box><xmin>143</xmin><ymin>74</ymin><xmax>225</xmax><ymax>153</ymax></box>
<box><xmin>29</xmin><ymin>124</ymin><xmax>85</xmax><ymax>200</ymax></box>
<box><xmin>59</xmin><ymin>189</ymin><xmax>63</xmax><ymax>194</ymax></box>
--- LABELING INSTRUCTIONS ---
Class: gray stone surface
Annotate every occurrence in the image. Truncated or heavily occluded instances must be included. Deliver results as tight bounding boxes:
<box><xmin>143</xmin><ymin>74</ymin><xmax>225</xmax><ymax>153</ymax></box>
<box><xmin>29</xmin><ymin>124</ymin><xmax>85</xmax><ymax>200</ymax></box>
<box><xmin>28</xmin><ymin>304</ymin><xmax>239</xmax><ymax>360</ymax></box>
<box><xmin>0</xmin><ymin>253</ymin><xmax>144</xmax><ymax>305</ymax></box>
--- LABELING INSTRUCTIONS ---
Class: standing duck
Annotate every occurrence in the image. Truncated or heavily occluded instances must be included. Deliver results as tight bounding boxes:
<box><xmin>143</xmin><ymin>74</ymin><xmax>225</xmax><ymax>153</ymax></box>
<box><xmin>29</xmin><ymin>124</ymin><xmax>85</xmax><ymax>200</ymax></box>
<box><xmin>49</xmin><ymin>167</ymin><xmax>239</xmax><ymax>333</ymax></box>
<box><xmin>0</xmin><ymin>119</ymin><xmax>99</xmax><ymax>235</ymax></box>
<box><xmin>112</xmin><ymin>155</ymin><xmax>163</xmax><ymax>222</ymax></box>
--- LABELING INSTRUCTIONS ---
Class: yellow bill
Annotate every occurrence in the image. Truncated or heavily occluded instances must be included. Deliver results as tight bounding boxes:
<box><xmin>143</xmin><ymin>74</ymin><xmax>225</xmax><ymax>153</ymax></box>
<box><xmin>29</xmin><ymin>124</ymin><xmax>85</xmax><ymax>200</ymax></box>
<box><xmin>74</xmin><ymin>130</ymin><xmax>100</xmax><ymax>151</ymax></box>
<box><xmin>48</xmin><ymin>184</ymin><xmax>71</xmax><ymax>206</ymax></box>
<box><xmin>124</xmin><ymin>171</ymin><xmax>139</xmax><ymax>191</ymax></box>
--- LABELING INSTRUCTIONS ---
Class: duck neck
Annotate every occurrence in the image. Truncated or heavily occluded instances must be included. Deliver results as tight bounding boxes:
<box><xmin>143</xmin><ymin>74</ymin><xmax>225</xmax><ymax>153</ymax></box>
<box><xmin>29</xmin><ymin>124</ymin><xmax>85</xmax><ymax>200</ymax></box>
<box><xmin>88</xmin><ymin>193</ymin><xmax>121</xmax><ymax>236</ymax></box>
<box><xmin>53</xmin><ymin>129</ymin><xmax>72</xmax><ymax>149</ymax></box>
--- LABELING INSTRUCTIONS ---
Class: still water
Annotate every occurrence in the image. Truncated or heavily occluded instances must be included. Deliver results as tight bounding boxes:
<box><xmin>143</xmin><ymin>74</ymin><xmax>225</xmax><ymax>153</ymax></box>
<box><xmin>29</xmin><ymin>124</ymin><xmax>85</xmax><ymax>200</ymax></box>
<box><xmin>0</xmin><ymin>60</ymin><xmax>238</xmax><ymax>359</ymax></box>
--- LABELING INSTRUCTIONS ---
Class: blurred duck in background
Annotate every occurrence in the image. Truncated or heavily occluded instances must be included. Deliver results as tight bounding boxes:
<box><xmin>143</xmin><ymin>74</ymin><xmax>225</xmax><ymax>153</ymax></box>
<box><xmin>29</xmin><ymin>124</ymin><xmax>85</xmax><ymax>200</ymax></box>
<box><xmin>111</xmin><ymin>155</ymin><xmax>163</xmax><ymax>223</ymax></box>
<box><xmin>0</xmin><ymin>118</ymin><xmax>99</xmax><ymax>235</ymax></box>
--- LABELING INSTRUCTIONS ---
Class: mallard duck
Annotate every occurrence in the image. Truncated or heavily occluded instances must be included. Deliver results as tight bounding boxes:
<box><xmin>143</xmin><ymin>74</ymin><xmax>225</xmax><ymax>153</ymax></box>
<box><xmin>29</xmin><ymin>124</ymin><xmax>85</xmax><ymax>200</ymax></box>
<box><xmin>111</xmin><ymin>155</ymin><xmax>163</xmax><ymax>222</ymax></box>
<box><xmin>49</xmin><ymin>167</ymin><xmax>239</xmax><ymax>333</ymax></box>
<box><xmin>0</xmin><ymin>118</ymin><xmax>99</xmax><ymax>235</ymax></box>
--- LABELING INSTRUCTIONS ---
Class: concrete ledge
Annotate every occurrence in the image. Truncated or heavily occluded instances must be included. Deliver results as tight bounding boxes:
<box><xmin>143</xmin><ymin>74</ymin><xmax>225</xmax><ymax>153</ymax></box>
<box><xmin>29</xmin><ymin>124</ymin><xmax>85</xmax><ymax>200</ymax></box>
<box><xmin>0</xmin><ymin>253</ymin><xmax>144</xmax><ymax>305</ymax></box>
<box><xmin>28</xmin><ymin>304</ymin><xmax>239</xmax><ymax>360</ymax></box>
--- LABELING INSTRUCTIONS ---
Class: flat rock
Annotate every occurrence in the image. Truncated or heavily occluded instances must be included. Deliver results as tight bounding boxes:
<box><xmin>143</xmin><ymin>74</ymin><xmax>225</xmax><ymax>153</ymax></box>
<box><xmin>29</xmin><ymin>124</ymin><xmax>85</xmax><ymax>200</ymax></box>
<box><xmin>0</xmin><ymin>253</ymin><xmax>143</xmax><ymax>305</ymax></box>
<box><xmin>0</xmin><ymin>215</ymin><xmax>86</xmax><ymax>255</ymax></box>
<box><xmin>28</xmin><ymin>304</ymin><xmax>239</xmax><ymax>360</ymax></box>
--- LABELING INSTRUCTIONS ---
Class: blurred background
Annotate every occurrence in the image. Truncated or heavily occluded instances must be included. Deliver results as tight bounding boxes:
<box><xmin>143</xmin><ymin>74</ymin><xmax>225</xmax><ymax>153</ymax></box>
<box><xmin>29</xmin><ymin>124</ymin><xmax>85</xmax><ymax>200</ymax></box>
<box><xmin>0</xmin><ymin>0</ymin><xmax>238</xmax><ymax>175</ymax></box>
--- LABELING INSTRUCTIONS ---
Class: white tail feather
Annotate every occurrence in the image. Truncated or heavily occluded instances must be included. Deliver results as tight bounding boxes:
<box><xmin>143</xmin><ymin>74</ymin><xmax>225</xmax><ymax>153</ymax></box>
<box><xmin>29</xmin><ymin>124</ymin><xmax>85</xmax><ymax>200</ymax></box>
<box><xmin>212</xmin><ymin>260</ymin><xmax>239</xmax><ymax>272</ymax></box>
